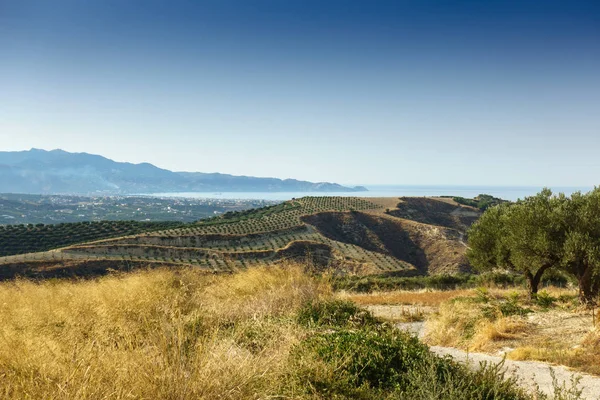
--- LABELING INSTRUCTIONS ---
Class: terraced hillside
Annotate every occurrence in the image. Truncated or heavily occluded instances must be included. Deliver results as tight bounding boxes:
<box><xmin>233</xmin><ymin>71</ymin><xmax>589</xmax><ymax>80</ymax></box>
<box><xmin>0</xmin><ymin>220</ymin><xmax>184</xmax><ymax>256</ymax></box>
<box><xmin>0</xmin><ymin>196</ymin><xmax>482</xmax><ymax>279</ymax></box>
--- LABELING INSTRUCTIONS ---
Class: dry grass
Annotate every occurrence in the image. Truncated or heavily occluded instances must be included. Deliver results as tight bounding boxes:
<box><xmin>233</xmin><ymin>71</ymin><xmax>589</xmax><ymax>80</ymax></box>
<box><xmin>425</xmin><ymin>300</ymin><xmax>484</xmax><ymax>347</ymax></box>
<box><xmin>0</xmin><ymin>264</ymin><xmax>329</xmax><ymax>399</ymax></box>
<box><xmin>342</xmin><ymin>289</ymin><xmax>473</xmax><ymax>307</ymax></box>
<box><xmin>506</xmin><ymin>324</ymin><xmax>600</xmax><ymax>375</ymax></box>
<box><xmin>363</xmin><ymin>304</ymin><xmax>429</xmax><ymax>322</ymax></box>
<box><xmin>470</xmin><ymin>318</ymin><xmax>531</xmax><ymax>351</ymax></box>
<box><xmin>423</xmin><ymin>288</ymin><xmax>600</xmax><ymax>376</ymax></box>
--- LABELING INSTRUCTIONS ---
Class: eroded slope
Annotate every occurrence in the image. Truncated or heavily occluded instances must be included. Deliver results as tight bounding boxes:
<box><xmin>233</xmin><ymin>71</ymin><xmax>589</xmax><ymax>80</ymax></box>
<box><xmin>387</xmin><ymin>197</ymin><xmax>481</xmax><ymax>232</ymax></box>
<box><xmin>303</xmin><ymin>211</ymin><xmax>470</xmax><ymax>274</ymax></box>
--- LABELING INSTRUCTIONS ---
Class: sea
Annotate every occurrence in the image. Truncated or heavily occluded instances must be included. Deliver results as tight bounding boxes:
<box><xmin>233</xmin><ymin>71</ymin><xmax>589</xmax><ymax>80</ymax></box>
<box><xmin>147</xmin><ymin>185</ymin><xmax>595</xmax><ymax>202</ymax></box>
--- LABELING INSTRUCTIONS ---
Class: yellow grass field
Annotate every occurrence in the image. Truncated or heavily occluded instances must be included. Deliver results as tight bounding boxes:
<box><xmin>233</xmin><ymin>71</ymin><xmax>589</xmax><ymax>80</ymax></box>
<box><xmin>0</xmin><ymin>265</ymin><xmax>329</xmax><ymax>399</ymax></box>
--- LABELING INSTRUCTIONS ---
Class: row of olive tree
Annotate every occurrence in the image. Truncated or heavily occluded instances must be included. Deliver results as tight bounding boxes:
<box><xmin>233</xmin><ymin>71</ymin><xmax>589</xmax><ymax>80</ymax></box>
<box><xmin>467</xmin><ymin>188</ymin><xmax>600</xmax><ymax>304</ymax></box>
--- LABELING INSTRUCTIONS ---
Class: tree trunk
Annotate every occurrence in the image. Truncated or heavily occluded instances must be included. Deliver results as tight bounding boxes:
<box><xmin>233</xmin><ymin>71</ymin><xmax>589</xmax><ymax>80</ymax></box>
<box><xmin>578</xmin><ymin>263</ymin><xmax>597</xmax><ymax>307</ymax></box>
<box><xmin>526</xmin><ymin>263</ymin><xmax>553</xmax><ymax>299</ymax></box>
<box><xmin>526</xmin><ymin>273</ymin><xmax>540</xmax><ymax>299</ymax></box>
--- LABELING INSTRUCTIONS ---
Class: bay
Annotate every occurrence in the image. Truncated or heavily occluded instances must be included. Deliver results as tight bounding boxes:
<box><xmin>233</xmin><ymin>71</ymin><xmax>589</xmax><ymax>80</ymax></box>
<box><xmin>145</xmin><ymin>185</ymin><xmax>594</xmax><ymax>202</ymax></box>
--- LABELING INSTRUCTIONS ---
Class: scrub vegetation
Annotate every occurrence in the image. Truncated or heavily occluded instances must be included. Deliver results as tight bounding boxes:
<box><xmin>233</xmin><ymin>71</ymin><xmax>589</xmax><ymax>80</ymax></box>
<box><xmin>0</xmin><ymin>264</ymin><xmax>549</xmax><ymax>399</ymax></box>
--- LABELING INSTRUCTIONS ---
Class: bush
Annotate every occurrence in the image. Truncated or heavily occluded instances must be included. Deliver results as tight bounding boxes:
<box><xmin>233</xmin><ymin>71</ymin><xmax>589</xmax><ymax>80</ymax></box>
<box><xmin>535</xmin><ymin>290</ymin><xmax>557</xmax><ymax>308</ymax></box>
<box><xmin>540</xmin><ymin>269</ymin><xmax>574</xmax><ymax>288</ymax></box>
<box><xmin>333</xmin><ymin>272</ymin><xmax>527</xmax><ymax>293</ymax></box>
<box><xmin>293</xmin><ymin>325</ymin><xmax>533</xmax><ymax>399</ymax></box>
<box><xmin>296</xmin><ymin>328</ymin><xmax>429</xmax><ymax>391</ymax></box>
<box><xmin>475</xmin><ymin>271</ymin><xmax>526</xmax><ymax>287</ymax></box>
<box><xmin>297</xmin><ymin>299</ymin><xmax>378</xmax><ymax>328</ymax></box>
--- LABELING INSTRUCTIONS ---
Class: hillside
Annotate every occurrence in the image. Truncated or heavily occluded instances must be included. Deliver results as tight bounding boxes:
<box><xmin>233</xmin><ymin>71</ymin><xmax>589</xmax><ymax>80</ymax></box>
<box><xmin>0</xmin><ymin>149</ymin><xmax>367</xmax><ymax>195</ymax></box>
<box><xmin>0</xmin><ymin>196</ymin><xmax>482</xmax><ymax>279</ymax></box>
<box><xmin>302</xmin><ymin>211</ymin><xmax>470</xmax><ymax>274</ymax></box>
<box><xmin>387</xmin><ymin>197</ymin><xmax>481</xmax><ymax>232</ymax></box>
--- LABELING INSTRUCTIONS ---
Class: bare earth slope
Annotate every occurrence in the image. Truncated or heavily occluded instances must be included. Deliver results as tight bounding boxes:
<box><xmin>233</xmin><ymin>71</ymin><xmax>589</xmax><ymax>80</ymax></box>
<box><xmin>302</xmin><ymin>211</ymin><xmax>469</xmax><ymax>274</ymax></box>
<box><xmin>388</xmin><ymin>197</ymin><xmax>481</xmax><ymax>232</ymax></box>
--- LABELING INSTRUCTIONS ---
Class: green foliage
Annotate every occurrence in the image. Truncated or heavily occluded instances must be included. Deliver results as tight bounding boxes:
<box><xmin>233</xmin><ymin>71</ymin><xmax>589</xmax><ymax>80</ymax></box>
<box><xmin>332</xmin><ymin>272</ymin><xmax>526</xmax><ymax>293</ymax></box>
<box><xmin>457</xmin><ymin>291</ymin><xmax>532</xmax><ymax>320</ymax></box>
<box><xmin>557</xmin><ymin>189</ymin><xmax>600</xmax><ymax>303</ymax></box>
<box><xmin>535</xmin><ymin>290</ymin><xmax>557</xmax><ymax>308</ymax></box>
<box><xmin>467</xmin><ymin>189</ymin><xmax>565</xmax><ymax>296</ymax></box>
<box><xmin>550</xmin><ymin>368</ymin><xmax>584</xmax><ymax>400</ymax></box>
<box><xmin>474</xmin><ymin>287</ymin><xmax>491</xmax><ymax>303</ymax></box>
<box><xmin>452</xmin><ymin>194</ymin><xmax>507</xmax><ymax>211</ymax></box>
<box><xmin>291</xmin><ymin>299</ymin><xmax>552</xmax><ymax>399</ymax></box>
<box><xmin>297</xmin><ymin>299</ymin><xmax>379</xmax><ymax>328</ymax></box>
<box><xmin>477</xmin><ymin>271</ymin><xmax>527</xmax><ymax>287</ymax></box>
<box><xmin>293</xmin><ymin>324</ymin><xmax>534</xmax><ymax>399</ymax></box>
<box><xmin>400</xmin><ymin>358</ymin><xmax>534</xmax><ymax>400</ymax></box>
<box><xmin>497</xmin><ymin>297</ymin><xmax>532</xmax><ymax>318</ymax></box>
<box><xmin>468</xmin><ymin>187</ymin><xmax>600</xmax><ymax>303</ymax></box>
<box><xmin>297</xmin><ymin>328</ymin><xmax>429</xmax><ymax>391</ymax></box>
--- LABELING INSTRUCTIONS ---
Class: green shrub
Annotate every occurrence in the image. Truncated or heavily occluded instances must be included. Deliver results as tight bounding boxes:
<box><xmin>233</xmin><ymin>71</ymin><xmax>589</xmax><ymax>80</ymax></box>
<box><xmin>475</xmin><ymin>271</ymin><xmax>525</xmax><ymax>287</ymax></box>
<box><xmin>498</xmin><ymin>300</ymin><xmax>532</xmax><ymax>317</ymax></box>
<box><xmin>474</xmin><ymin>287</ymin><xmax>491</xmax><ymax>303</ymax></box>
<box><xmin>535</xmin><ymin>290</ymin><xmax>557</xmax><ymax>308</ymax></box>
<box><xmin>333</xmin><ymin>272</ymin><xmax>527</xmax><ymax>293</ymax></box>
<box><xmin>294</xmin><ymin>327</ymin><xmax>430</xmax><ymax>395</ymax></box>
<box><xmin>297</xmin><ymin>299</ymin><xmax>378</xmax><ymax>328</ymax></box>
<box><xmin>400</xmin><ymin>358</ymin><xmax>532</xmax><ymax>400</ymax></box>
<box><xmin>292</xmin><ymin>325</ymin><xmax>534</xmax><ymax>399</ymax></box>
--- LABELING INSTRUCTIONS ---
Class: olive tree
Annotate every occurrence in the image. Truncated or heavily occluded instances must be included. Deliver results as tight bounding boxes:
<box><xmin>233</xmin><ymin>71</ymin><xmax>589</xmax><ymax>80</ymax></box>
<box><xmin>558</xmin><ymin>189</ymin><xmax>600</xmax><ymax>304</ymax></box>
<box><xmin>467</xmin><ymin>189</ymin><xmax>563</xmax><ymax>298</ymax></box>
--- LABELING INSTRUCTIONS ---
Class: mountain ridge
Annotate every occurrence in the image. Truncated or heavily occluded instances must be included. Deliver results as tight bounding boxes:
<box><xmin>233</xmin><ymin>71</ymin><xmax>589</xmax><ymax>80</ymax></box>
<box><xmin>0</xmin><ymin>149</ymin><xmax>367</xmax><ymax>195</ymax></box>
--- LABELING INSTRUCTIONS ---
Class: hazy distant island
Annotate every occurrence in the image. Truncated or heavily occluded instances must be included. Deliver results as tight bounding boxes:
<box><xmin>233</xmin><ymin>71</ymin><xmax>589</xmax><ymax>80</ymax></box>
<box><xmin>0</xmin><ymin>149</ymin><xmax>368</xmax><ymax>195</ymax></box>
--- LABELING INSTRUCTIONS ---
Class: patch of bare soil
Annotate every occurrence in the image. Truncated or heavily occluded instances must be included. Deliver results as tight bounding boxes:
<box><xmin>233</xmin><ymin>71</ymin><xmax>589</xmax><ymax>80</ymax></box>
<box><xmin>275</xmin><ymin>240</ymin><xmax>333</xmax><ymax>267</ymax></box>
<box><xmin>388</xmin><ymin>197</ymin><xmax>481</xmax><ymax>232</ymax></box>
<box><xmin>303</xmin><ymin>211</ymin><xmax>469</xmax><ymax>274</ymax></box>
<box><xmin>363</xmin><ymin>197</ymin><xmax>402</xmax><ymax>211</ymax></box>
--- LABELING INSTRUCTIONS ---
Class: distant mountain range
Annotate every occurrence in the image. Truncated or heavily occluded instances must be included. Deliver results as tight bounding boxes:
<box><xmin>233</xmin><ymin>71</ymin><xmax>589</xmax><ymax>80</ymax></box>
<box><xmin>0</xmin><ymin>149</ymin><xmax>367</xmax><ymax>195</ymax></box>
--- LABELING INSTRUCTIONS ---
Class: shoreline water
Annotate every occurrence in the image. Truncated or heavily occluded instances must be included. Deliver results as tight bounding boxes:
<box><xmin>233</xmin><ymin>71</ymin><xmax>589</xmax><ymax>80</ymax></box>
<box><xmin>144</xmin><ymin>185</ymin><xmax>594</xmax><ymax>202</ymax></box>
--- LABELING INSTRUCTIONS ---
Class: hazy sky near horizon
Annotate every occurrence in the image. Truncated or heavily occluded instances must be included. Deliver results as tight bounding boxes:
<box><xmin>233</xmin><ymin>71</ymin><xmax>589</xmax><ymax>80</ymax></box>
<box><xmin>1</xmin><ymin>0</ymin><xmax>599</xmax><ymax>186</ymax></box>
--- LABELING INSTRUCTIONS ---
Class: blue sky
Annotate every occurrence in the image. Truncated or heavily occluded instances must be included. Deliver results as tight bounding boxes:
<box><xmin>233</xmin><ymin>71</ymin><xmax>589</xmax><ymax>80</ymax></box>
<box><xmin>1</xmin><ymin>0</ymin><xmax>599</xmax><ymax>186</ymax></box>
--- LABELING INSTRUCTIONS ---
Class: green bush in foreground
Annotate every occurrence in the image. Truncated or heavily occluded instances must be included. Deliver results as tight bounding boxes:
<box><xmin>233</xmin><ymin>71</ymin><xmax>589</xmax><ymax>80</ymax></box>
<box><xmin>292</xmin><ymin>327</ymin><xmax>532</xmax><ymax>399</ymax></box>
<box><xmin>297</xmin><ymin>299</ymin><xmax>379</xmax><ymax>327</ymax></box>
<box><xmin>291</xmin><ymin>299</ymin><xmax>539</xmax><ymax>400</ymax></box>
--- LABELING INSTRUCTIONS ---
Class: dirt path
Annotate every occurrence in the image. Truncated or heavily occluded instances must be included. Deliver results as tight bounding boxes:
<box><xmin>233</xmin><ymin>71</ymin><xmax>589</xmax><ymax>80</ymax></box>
<box><xmin>431</xmin><ymin>346</ymin><xmax>600</xmax><ymax>399</ymax></box>
<box><xmin>393</xmin><ymin>321</ymin><xmax>600</xmax><ymax>399</ymax></box>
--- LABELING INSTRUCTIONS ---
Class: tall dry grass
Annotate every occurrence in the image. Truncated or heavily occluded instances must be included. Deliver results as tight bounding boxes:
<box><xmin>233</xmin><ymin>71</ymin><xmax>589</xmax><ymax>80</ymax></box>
<box><xmin>0</xmin><ymin>264</ymin><xmax>329</xmax><ymax>399</ymax></box>
<box><xmin>342</xmin><ymin>289</ymin><xmax>473</xmax><ymax>307</ymax></box>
